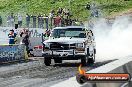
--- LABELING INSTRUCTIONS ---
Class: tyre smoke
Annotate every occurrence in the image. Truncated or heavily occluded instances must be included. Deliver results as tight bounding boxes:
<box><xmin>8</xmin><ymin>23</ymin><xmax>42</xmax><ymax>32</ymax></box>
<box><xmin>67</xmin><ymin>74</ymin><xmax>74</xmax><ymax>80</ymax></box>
<box><xmin>90</xmin><ymin>15</ymin><xmax>132</xmax><ymax>60</ymax></box>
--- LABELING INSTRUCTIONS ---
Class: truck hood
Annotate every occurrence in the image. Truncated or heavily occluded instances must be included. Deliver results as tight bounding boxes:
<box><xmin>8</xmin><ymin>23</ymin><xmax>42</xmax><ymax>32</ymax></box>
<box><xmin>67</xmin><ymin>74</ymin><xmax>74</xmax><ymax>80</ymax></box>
<box><xmin>44</xmin><ymin>37</ymin><xmax>86</xmax><ymax>44</ymax></box>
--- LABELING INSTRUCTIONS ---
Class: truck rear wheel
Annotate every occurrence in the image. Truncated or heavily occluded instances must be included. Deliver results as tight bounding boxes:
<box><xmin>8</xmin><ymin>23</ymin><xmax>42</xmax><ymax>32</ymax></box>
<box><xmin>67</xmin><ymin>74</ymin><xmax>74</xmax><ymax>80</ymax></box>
<box><xmin>87</xmin><ymin>48</ymin><xmax>95</xmax><ymax>65</ymax></box>
<box><xmin>44</xmin><ymin>57</ymin><xmax>51</xmax><ymax>66</ymax></box>
<box><xmin>88</xmin><ymin>58</ymin><xmax>94</xmax><ymax>64</ymax></box>
<box><xmin>87</xmin><ymin>52</ymin><xmax>95</xmax><ymax>64</ymax></box>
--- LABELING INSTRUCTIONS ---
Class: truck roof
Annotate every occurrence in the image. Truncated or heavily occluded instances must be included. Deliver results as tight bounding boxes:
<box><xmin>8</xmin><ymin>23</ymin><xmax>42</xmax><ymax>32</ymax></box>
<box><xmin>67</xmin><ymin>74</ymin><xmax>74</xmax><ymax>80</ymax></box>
<box><xmin>53</xmin><ymin>26</ymin><xmax>86</xmax><ymax>30</ymax></box>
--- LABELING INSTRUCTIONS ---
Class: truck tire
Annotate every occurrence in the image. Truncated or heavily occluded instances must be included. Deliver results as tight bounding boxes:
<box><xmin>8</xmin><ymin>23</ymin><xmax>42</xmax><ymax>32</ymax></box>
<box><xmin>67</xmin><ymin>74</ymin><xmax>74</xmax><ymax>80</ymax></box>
<box><xmin>54</xmin><ymin>59</ymin><xmax>62</xmax><ymax>63</ymax></box>
<box><xmin>44</xmin><ymin>57</ymin><xmax>51</xmax><ymax>66</ymax></box>
<box><xmin>94</xmin><ymin>48</ymin><xmax>96</xmax><ymax>54</ymax></box>
<box><xmin>88</xmin><ymin>58</ymin><xmax>94</xmax><ymax>64</ymax></box>
<box><xmin>81</xmin><ymin>57</ymin><xmax>86</xmax><ymax>66</ymax></box>
<box><xmin>87</xmin><ymin>53</ymin><xmax>95</xmax><ymax>64</ymax></box>
<box><xmin>87</xmin><ymin>48</ymin><xmax>95</xmax><ymax>64</ymax></box>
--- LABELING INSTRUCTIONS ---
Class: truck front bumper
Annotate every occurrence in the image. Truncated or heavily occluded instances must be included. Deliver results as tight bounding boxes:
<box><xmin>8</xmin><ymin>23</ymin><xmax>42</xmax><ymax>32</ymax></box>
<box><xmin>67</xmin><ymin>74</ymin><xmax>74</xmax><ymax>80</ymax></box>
<box><xmin>42</xmin><ymin>50</ymin><xmax>86</xmax><ymax>60</ymax></box>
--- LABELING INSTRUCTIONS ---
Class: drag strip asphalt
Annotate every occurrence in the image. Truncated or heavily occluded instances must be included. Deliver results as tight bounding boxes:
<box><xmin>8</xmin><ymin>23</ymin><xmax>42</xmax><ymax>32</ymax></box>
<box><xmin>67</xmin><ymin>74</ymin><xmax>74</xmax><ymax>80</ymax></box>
<box><xmin>0</xmin><ymin>58</ymin><xmax>115</xmax><ymax>87</ymax></box>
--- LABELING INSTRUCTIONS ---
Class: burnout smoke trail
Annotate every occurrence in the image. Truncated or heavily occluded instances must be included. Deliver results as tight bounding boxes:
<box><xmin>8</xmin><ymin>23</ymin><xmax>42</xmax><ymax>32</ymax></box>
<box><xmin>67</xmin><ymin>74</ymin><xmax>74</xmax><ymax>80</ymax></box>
<box><xmin>89</xmin><ymin>15</ymin><xmax>132</xmax><ymax>60</ymax></box>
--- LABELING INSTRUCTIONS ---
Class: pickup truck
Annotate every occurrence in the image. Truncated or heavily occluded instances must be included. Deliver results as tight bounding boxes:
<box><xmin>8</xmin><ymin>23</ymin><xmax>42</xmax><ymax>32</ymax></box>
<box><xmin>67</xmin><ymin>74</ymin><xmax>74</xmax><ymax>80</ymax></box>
<box><xmin>42</xmin><ymin>26</ymin><xmax>96</xmax><ymax>66</ymax></box>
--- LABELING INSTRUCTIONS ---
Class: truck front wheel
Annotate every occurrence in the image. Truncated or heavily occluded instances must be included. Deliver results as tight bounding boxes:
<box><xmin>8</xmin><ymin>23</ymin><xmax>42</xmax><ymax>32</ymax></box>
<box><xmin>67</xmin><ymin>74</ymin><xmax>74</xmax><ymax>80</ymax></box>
<box><xmin>44</xmin><ymin>57</ymin><xmax>51</xmax><ymax>66</ymax></box>
<box><xmin>87</xmin><ymin>48</ymin><xmax>95</xmax><ymax>65</ymax></box>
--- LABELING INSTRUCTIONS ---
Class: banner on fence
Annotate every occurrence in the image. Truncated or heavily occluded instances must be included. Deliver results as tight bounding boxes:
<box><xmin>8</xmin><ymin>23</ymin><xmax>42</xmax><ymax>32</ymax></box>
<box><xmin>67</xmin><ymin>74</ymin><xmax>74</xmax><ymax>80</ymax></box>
<box><xmin>0</xmin><ymin>44</ymin><xmax>27</xmax><ymax>63</ymax></box>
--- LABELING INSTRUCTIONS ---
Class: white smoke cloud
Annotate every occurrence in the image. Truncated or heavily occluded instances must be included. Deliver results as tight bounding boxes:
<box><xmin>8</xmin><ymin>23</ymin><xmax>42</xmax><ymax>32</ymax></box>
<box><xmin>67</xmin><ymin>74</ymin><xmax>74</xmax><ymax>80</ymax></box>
<box><xmin>89</xmin><ymin>15</ymin><xmax>132</xmax><ymax>61</ymax></box>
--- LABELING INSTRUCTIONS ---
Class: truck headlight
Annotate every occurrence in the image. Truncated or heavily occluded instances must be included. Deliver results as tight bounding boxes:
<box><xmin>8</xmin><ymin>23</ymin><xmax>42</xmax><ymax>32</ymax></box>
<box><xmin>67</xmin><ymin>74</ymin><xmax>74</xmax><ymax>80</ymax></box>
<box><xmin>76</xmin><ymin>43</ymin><xmax>84</xmax><ymax>48</ymax></box>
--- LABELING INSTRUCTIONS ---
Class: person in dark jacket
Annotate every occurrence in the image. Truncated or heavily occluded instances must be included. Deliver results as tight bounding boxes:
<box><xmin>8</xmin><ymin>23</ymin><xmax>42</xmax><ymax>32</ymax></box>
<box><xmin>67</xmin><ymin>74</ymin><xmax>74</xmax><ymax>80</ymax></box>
<box><xmin>8</xmin><ymin>29</ymin><xmax>17</xmax><ymax>44</ymax></box>
<box><xmin>20</xmin><ymin>29</ymin><xmax>30</xmax><ymax>54</ymax></box>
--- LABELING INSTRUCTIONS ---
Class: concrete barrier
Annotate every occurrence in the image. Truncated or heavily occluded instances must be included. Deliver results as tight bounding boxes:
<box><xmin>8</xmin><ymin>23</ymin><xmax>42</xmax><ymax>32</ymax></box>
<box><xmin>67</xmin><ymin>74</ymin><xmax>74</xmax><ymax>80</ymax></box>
<box><xmin>52</xmin><ymin>56</ymin><xmax>132</xmax><ymax>87</ymax></box>
<box><xmin>0</xmin><ymin>44</ymin><xmax>28</xmax><ymax>63</ymax></box>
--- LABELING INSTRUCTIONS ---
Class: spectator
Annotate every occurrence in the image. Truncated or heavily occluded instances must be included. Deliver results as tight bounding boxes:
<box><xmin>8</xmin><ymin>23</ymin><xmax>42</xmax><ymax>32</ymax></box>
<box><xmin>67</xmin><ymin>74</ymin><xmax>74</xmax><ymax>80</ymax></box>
<box><xmin>90</xmin><ymin>2</ymin><xmax>99</xmax><ymax>18</ymax></box>
<box><xmin>45</xmin><ymin>15</ymin><xmax>49</xmax><ymax>30</ymax></box>
<box><xmin>0</xmin><ymin>16</ymin><xmax>2</xmax><ymax>26</ymax></box>
<box><xmin>18</xmin><ymin>13</ymin><xmax>22</xmax><ymax>27</ymax></box>
<box><xmin>7</xmin><ymin>14</ymin><xmax>13</xmax><ymax>27</ymax></box>
<box><xmin>32</xmin><ymin>15</ymin><xmax>36</xmax><ymax>28</ymax></box>
<box><xmin>85</xmin><ymin>3</ymin><xmax>91</xmax><ymax>10</ymax></box>
<box><xmin>60</xmin><ymin>16</ymin><xmax>65</xmax><ymax>27</ymax></box>
<box><xmin>51</xmin><ymin>9</ymin><xmax>55</xmax><ymax>16</ymax></box>
<box><xmin>63</xmin><ymin>8</ymin><xmax>70</xmax><ymax>26</ymax></box>
<box><xmin>8</xmin><ymin>29</ymin><xmax>17</xmax><ymax>44</ymax></box>
<box><xmin>20</xmin><ymin>29</ymin><xmax>30</xmax><ymax>54</ymax></box>
<box><xmin>10</xmin><ymin>13</ymin><xmax>15</xmax><ymax>27</ymax></box>
<box><xmin>49</xmin><ymin>10</ymin><xmax>55</xmax><ymax>29</ymax></box>
<box><xmin>26</xmin><ymin>13</ymin><xmax>30</xmax><ymax>28</ymax></box>
<box><xmin>80</xmin><ymin>21</ymin><xmax>84</xmax><ymax>26</ymax></box>
<box><xmin>54</xmin><ymin>15</ymin><xmax>61</xmax><ymax>27</ymax></box>
<box><xmin>7</xmin><ymin>15</ymin><xmax>11</xmax><ymax>27</ymax></box>
<box><xmin>57</xmin><ymin>7</ymin><xmax>63</xmax><ymax>15</ymax></box>
<box><xmin>40</xmin><ymin>14</ymin><xmax>44</xmax><ymax>28</ymax></box>
<box><xmin>38</xmin><ymin>14</ymin><xmax>41</xmax><ymax>28</ymax></box>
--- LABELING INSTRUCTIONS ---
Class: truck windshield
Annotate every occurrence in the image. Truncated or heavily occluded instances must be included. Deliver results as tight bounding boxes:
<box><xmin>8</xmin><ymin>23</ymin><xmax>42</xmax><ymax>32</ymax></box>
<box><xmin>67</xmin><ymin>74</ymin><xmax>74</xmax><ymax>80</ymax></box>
<box><xmin>51</xmin><ymin>28</ymin><xmax>86</xmax><ymax>38</ymax></box>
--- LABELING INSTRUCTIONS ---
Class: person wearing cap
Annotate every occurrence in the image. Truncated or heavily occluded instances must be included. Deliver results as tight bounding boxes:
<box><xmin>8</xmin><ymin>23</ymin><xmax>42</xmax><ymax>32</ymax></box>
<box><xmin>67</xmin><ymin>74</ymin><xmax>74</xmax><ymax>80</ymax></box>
<box><xmin>8</xmin><ymin>29</ymin><xmax>17</xmax><ymax>44</ymax></box>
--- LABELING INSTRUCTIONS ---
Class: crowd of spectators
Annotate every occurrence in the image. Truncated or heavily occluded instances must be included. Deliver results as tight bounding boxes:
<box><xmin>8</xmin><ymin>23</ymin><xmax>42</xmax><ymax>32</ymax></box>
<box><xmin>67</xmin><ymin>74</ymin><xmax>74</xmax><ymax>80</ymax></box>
<box><xmin>0</xmin><ymin>7</ymin><xmax>83</xmax><ymax>29</ymax></box>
